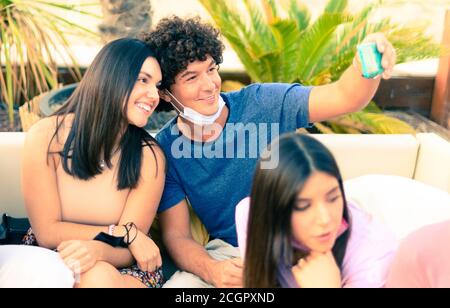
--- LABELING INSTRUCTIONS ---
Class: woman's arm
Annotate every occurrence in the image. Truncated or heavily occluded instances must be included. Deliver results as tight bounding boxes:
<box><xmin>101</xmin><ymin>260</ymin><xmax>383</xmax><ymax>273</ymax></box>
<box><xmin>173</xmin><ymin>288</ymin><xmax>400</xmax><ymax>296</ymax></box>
<box><xmin>22</xmin><ymin>119</ymin><xmax>164</xmax><ymax>269</ymax></box>
<box><xmin>112</xmin><ymin>144</ymin><xmax>166</xmax><ymax>272</ymax></box>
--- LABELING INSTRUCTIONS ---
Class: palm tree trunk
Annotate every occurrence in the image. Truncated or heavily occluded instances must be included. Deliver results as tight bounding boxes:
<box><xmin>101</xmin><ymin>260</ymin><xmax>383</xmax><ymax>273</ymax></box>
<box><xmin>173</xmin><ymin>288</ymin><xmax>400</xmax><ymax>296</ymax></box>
<box><xmin>99</xmin><ymin>0</ymin><xmax>152</xmax><ymax>43</ymax></box>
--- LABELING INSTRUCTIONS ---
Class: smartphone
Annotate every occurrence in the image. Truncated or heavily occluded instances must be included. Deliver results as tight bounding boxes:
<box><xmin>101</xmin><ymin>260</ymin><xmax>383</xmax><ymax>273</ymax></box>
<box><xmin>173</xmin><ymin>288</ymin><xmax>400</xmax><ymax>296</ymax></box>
<box><xmin>357</xmin><ymin>42</ymin><xmax>384</xmax><ymax>79</ymax></box>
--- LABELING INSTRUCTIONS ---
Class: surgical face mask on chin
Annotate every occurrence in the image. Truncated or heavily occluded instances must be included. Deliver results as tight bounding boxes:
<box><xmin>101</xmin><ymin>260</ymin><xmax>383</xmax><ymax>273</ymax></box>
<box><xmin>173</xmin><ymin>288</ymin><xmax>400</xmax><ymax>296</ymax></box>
<box><xmin>165</xmin><ymin>90</ymin><xmax>226</xmax><ymax>126</ymax></box>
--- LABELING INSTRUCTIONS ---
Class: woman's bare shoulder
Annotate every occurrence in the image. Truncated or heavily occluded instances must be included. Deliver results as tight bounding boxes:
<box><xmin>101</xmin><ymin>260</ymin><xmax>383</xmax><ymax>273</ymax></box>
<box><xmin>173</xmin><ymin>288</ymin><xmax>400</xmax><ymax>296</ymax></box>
<box><xmin>27</xmin><ymin>114</ymin><xmax>74</xmax><ymax>151</ymax></box>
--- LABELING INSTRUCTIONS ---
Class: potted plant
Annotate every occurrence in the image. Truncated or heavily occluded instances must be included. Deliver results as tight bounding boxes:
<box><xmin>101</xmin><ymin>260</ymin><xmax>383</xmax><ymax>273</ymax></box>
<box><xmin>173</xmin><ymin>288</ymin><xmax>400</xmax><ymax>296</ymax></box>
<box><xmin>199</xmin><ymin>0</ymin><xmax>442</xmax><ymax>134</ymax></box>
<box><xmin>0</xmin><ymin>0</ymin><xmax>99</xmax><ymax>131</ymax></box>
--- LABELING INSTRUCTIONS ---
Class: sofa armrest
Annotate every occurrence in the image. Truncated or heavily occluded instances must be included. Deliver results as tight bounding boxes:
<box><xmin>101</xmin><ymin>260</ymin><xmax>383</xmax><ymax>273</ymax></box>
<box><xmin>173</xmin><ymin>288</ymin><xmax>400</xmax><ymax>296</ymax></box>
<box><xmin>0</xmin><ymin>133</ymin><xmax>27</xmax><ymax>217</ymax></box>
<box><xmin>312</xmin><ymin>134</ymin><xmax>419</xmax><ymax>180</ymax></box>
<box><xmin>414</xmin><ymin>133</ymin><xmax>450</xmax><ymax>193</ymax></box>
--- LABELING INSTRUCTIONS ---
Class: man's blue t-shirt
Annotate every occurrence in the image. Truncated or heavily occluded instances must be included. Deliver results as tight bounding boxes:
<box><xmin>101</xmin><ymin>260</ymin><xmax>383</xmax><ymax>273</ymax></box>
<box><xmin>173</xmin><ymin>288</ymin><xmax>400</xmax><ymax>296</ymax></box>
<box><xmin>156</xmin><ymin>83</ymin><xmax>312</xmax><ymax>247</ymax></box>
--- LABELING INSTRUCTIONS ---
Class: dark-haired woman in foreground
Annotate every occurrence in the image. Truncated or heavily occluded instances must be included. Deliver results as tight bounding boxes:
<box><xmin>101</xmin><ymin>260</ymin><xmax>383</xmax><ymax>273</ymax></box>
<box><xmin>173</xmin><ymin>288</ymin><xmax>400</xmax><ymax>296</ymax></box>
<box><xmin>236</xmin><ymin>134</ymin><xmax>398</xmax><ymax>288</ymax></box>
<box><xmin>0</xmin><ymin>38</ymin><xmax>166</xmax><ymax>288</ymax></box>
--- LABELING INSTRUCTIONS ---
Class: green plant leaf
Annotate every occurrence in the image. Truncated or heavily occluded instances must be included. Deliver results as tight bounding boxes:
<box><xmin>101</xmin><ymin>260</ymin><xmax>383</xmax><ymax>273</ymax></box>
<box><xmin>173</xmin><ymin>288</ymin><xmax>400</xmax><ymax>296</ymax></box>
<box><xmin>198</xmin><ymin>0</ymin><xmax>440</xmax><ymax>135</ymax></box>
<box><xmin>286</xmin><ymin>0</ymin><xmax>311</xmax><ymax>32</ymax></box>
<box><xmin>267</xmin><ymin>20</ymin><xmax>302</xmax><ymax>82</ymax></box>
<box><xmin>337</xmin><ymin>112</ymin><xmax>416</xmax><ymax>134</ymax></box>
<box><xmin>0</xmin><ymin>0</ymin><xmax>98</xmax><ymax>127</ymax></box>
<box><xmin>324</xmin><ymin>0</ymin><xmax>349</xmax><ymax>13</ymax></box>
<box><xmin>296</xmin><ymin>13</ymin><xmax>353</xmax><ymax>83</ymax></box>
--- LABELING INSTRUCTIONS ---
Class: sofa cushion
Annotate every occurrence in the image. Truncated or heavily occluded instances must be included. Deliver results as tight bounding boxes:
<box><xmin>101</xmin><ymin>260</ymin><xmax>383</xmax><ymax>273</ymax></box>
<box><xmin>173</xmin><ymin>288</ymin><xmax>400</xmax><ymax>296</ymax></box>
<box><xmin>344</xmin><ymin>174</ymin><xmax>450</xmax><ymax>240</ymax></box>
<box><xmin>414</xmin><ymin>133</ymin><xmax>450</xmax><ymax>193</ymax></box>
<box><xmin>312</xmin><ymin>134</ymin><xmax>419</xmax><ymax>180</ymax></box>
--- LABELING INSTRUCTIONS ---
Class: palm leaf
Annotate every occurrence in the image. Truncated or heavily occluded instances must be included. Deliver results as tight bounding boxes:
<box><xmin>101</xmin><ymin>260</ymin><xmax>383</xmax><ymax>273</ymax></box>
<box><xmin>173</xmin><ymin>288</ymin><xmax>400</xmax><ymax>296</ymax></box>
<box><xmin>335</xmin><ymin>112</ymin><xmax>416</xmax><ymax>134</ymax></box>
<box><xmin>222</xmin><ymin>80</ymin><xmax>246</xmax><ymax>93</ymax></box>
<box><xmin>314</xmin><ymin>122</ymin><xmax>336</xmax><ymax>134</ymax></box>
<box><xmin>285</xmin><ymin>0</ymin><xmax>311</xmax><ymax>32</ymax></box>
<box><xmin>297</xmin><ymin>13</ymin><xmax>353</xmax><ymax>83</ymax></box>
<box><xmin>199</xmin><ymin>0</ymin><xmax>266</xmax><ymax>80</ymax></box>
<box><xmin>0</xmin><ymin>0</ymin><xmax>99</xmax><ymax>128</ymax></box>
<box><xmin>387</xmin><ymin>25</ymin><xmax>441</xmax><ymax>62</ymax></box>
<box><xmin>363</xmin><ymin>101</ymin><xmax>383</xmax><ymax>114</ymax></box>
<box><xmin>324</xmin><ymin>4</ymin><xmax>382</xmax><ymax>81</ymax></box>
<box><xmin>324</xmin><ymin>0</ymin><xmax>349</xmax><ymax>13</ymax></box>
<box><xmin>198</xmin><ymin>0</ymin><xmax>439</xmax><ymax>135</ymax></box>
<box><xmin>265</xmin><ymin>20</ymin><xmax>302</xmax><ymax>82</ymax></box>
<box><xmin>242</xmin><ymin>0</ymin><xmax>276</xmax><ymax>53</ymax></box>
<box><xmin>261</xmin><ymin>0</ymin><xmax>279</xmax><ymax>24</ymax></box>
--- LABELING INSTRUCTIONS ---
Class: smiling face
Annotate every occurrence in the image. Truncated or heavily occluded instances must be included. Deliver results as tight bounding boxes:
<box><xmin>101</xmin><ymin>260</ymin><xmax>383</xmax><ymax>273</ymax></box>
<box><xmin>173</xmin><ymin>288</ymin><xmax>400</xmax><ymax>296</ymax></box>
<box><xmin>165</xmin><ymin>55</ymin><xmax>222</xmax><ymax>116</ymax></box>
<box><xmin>126</xmin><ymin>57</ymin><xmax>162</xmax><ymax>128</ymax></box>
<box><xmin>291</xmin><ymin>172</ymin><xmax>345</xmax><ymax>254</ymax></box>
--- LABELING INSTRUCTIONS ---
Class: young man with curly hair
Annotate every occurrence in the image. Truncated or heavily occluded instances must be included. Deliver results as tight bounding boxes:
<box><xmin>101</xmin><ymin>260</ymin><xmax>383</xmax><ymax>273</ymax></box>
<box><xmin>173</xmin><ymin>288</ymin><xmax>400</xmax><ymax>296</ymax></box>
<box><xmin>141</xmin><ymin>16</ymin><xmax>397</xmax><ymax>288</ymax></box>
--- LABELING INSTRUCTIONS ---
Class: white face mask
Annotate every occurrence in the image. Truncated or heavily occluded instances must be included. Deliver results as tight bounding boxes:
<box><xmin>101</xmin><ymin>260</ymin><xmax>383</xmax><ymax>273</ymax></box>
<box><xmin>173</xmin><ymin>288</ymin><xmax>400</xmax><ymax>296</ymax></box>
<box><xmin>165</xmin><ymin>90</ymin><xmax>226</xmax><ymax>126</ymax></box>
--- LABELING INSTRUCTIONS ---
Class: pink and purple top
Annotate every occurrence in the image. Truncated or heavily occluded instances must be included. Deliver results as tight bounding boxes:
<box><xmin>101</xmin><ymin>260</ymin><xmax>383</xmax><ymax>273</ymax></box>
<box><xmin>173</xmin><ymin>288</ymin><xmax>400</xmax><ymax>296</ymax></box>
<box><xmin>235</xmin><ymin>197</ymin><xmax>398</xmax><ymax>288</ymax></box>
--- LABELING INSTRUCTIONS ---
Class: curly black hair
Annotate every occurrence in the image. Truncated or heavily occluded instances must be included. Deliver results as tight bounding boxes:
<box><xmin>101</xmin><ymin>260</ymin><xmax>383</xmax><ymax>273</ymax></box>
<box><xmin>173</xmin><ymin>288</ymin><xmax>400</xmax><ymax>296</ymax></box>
<box><xmin>140</xmin><ymin>16</ymin><xmax>225</xmax><ymax>112</ymax></box>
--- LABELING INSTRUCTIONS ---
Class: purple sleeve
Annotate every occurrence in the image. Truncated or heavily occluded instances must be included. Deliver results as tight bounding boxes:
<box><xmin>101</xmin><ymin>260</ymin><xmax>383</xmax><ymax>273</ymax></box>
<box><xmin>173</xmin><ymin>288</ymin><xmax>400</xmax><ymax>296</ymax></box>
<box><xmin>341</xmin><ymin>204</ymin><xmax>399</xmax><ymax>288</ymax></box>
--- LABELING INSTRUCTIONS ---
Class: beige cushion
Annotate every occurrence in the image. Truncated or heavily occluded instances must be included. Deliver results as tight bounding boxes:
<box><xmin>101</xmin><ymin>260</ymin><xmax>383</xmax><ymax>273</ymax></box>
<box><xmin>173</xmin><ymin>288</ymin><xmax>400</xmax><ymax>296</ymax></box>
<box><xmin>414</xmin><ymin>133</ymin><xmax>450</xmax><ymax>193</ymax></box>
<box><xmin>0</xmin><ymin>133</ymin><xmax>26</xmax><ymax>217</ymax></box>
<box><xmin>312</xmin><ymin>134</ymin><xmax>419</xmax><ymax>180</ymax></box>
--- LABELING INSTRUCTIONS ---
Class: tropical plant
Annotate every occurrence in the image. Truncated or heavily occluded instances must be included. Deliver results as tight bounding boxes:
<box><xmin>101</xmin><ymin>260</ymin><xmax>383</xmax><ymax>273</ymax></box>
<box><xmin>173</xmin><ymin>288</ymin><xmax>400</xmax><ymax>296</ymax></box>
<box><xmin>99</xmin><ymin>0</ymin><xmax>152</xmax><ymax>43</ymax></box>
<box><xmin>199</xmin><ymin>0</ymin><xmax>443</xmax><ymax>134</ymax></box>
<box><xmin>0</xmin><ymin>0</ymin><xmax>100</xmax><ymax>129</ymax></box>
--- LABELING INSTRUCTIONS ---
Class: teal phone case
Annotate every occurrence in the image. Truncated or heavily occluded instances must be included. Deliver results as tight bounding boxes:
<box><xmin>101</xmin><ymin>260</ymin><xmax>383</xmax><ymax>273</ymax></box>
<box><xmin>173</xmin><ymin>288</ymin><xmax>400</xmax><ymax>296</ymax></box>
<box><xmin>357</xmin><ymin>43</ymin><xmax>384</xmax><ymax>79</ymax></box>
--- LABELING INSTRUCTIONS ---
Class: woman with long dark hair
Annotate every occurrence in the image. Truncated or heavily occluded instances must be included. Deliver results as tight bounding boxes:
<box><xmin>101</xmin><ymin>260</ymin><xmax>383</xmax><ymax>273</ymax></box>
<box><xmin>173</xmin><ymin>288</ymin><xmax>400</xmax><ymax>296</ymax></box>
<box><xmin>0</xmin><ymin>38</ymin><xmax>166</xmax><ymax>288</ymax></box>
<box><xmin>236</xmin><ymin>133</ymin><xmax>397</xmax><ymax>288</ymax></box>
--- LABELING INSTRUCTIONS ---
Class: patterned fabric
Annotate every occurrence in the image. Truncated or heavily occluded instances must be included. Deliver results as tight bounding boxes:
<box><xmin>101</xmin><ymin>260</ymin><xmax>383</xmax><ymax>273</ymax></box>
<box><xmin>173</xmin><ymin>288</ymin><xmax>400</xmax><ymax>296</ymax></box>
<box><xmin>23</xmin><ymin>228</ymin><xmax>37</xmax><ymax>246</ymax></box>
<box><xmin>119</xmin><ymin>266</ymin><xmax>164</xmax><ymax>288</ymax></box>
<box><xmin>22</xmin><ymin>228</ymin><xmax>164</xmax><ymax>288</ymax></box>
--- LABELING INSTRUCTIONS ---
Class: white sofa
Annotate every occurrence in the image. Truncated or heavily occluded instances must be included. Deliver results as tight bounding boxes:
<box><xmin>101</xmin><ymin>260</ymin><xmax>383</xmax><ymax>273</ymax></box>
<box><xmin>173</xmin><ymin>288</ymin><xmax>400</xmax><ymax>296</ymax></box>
<box><xmin>1</xmin><ymin>133</ymin><xmax>27</xmax><ymax>218</ymax></box>
<box><xmin>313</xmin><ymin>133</ymin><xmax>450</xmax><ymax>193</ymax></box>
<box><xmin>1</xmin><ymin>132</ymin><xmax>450</xmax><ymax>218</ymax></box>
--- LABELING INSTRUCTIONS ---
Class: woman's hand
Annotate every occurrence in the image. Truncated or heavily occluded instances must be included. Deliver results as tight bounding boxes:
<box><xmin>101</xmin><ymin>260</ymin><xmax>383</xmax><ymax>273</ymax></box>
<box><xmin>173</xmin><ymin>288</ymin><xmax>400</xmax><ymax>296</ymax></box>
<box><xmin>292</xmin><ymin>251</ymin><xmax>341</xmax><ymax>288</ymax></box>
<box><xmin>357</xmin><ymin>32</ymin><xmax>397</xmax><ymax>80</ymax></box>
<box><xmin>57</xmin><ymin>240</ymin><xmax>103</xmax><ymax>275</ymax></box>
<box><xmin>128</xmin><ymin>230</ymin><xmax>162</xmax><ymax>273</ymax></box>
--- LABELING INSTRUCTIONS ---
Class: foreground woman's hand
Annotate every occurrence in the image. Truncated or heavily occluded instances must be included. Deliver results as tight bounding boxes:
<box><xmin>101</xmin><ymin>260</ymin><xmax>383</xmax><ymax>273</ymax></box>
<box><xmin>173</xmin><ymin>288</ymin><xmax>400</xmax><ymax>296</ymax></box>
<box><xmin>292</xmin><ymin>251</ymin><xmax>341</xmax><ymax>288</ymax></box>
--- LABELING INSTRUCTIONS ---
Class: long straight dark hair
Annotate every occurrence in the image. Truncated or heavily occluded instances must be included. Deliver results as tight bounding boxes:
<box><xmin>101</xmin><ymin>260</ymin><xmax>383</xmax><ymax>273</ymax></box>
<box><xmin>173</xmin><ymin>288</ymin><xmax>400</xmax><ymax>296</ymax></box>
<box><xmin>244</xmin><ymin>133</ymin><xmax>351</xmax><ymax>288</ymax></box>
<box><xmin>50</xmin><ymin>38</ymin><xmax>164</xmax><ymax>190</ymax></box>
